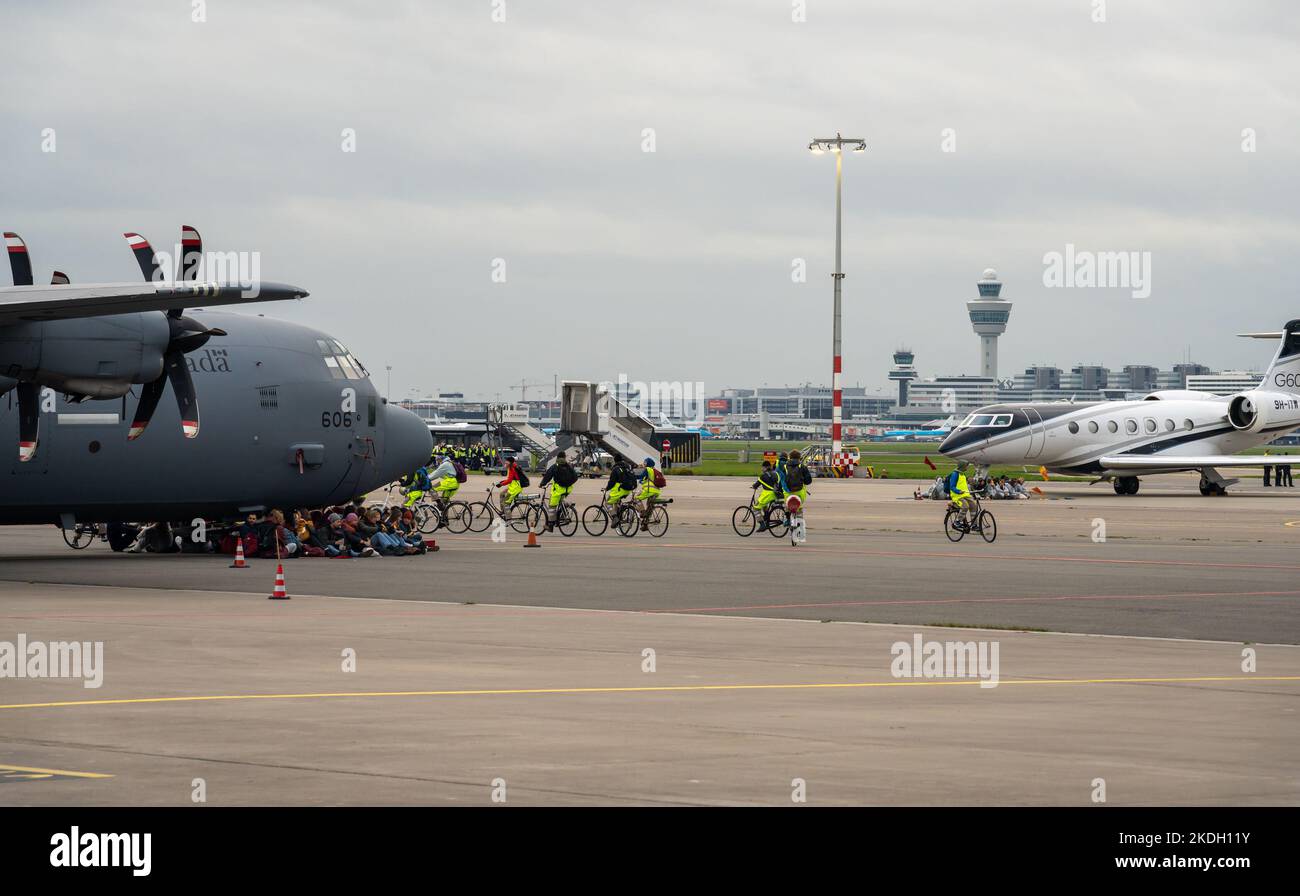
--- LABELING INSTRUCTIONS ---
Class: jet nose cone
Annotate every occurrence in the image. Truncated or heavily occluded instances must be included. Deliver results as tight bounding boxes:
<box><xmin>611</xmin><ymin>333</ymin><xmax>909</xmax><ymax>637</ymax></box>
<box><xmin>376</xmin><ymin>404</ymin><xmax>432</xmax><ymax>486</ymax></box>
<box><xmin>939</xmin><ymin>431</ymin><xmax>958</xmax><ymax>455</ymax></box>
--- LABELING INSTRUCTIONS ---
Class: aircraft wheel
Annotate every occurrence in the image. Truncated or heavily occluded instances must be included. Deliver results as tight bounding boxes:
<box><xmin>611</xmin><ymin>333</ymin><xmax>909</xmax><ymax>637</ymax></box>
<box><xmin>1114</xmin><ymin>476</ymin><xmax>1139</xmax><ymax>495</ymax></box>
<box><xmin>106</xmin><ymin>522</ymin><xmax>137</xmax><ymax>553</ymax></box>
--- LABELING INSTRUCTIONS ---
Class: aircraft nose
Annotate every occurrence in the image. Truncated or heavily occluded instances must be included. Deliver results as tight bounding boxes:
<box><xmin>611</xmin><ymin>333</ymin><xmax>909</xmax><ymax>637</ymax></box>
<box><xmin>377</xmin><ymin>403</ymin><xmax>432</xmax><ymax>485</ymax></box>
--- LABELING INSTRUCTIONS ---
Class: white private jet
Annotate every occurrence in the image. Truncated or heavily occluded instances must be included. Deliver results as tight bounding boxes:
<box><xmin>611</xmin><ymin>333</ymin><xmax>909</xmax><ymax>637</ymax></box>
<box><xmin>938</xmin><ymin>322</ymin><xmax>1300</xmax><ymax>495</ymax></box>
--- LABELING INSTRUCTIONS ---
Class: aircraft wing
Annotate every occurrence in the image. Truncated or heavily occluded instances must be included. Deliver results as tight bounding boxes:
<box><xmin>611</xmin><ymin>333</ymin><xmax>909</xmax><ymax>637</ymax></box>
<box><xmin>0</xmin><ymin>281</ymin><xmax>307</xmax><ymax>326</ymax></box>
<box><xmin>1100</xmin><ymin>454</ymin><xmax>1283</xmax><ymax>470</ymax></box>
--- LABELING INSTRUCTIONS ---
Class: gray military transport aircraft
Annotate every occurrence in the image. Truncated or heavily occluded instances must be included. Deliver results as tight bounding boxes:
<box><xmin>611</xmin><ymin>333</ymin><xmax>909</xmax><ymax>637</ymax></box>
<box><xmin>0</xmin><ymin>227</ymin><xmax>431</xmax><ymax>546</ymax></box>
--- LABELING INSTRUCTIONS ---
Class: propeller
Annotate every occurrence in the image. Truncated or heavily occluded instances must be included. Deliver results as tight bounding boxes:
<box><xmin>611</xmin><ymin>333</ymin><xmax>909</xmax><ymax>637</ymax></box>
<box><xmin>4</xmin><ymin>232</ymin><xmax>41</xmax><ymax>462</ymax></box>
<box><xmin>123</xmin><ymin>227</ymin><xmax>224</xmax><ymax>441</ymax></box>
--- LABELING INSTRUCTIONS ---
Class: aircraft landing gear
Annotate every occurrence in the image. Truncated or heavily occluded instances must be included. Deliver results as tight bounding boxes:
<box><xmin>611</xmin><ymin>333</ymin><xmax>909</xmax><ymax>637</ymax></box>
<box><xmin>1199</xmin><ymin>477</ymin><xmax>1226</xmax><ymax>496</ymax></box>
<box><xmin>1112</xmin><ymin>476</ymin><xmax>1140</xmax><ymax>495</ymax></box>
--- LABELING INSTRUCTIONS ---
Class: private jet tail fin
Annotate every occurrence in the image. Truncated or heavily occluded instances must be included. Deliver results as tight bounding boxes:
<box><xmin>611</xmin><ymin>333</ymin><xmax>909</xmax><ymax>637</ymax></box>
<box><xmin>1245</xmin><ymin>320</ymin><xmax>1300</xmax><ymax>392</ymax></box>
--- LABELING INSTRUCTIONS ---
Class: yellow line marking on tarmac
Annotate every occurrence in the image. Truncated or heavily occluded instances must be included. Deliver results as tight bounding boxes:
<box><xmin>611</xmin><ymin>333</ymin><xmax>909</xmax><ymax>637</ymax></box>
<box><xmin>1</xmin><ymin>676</ymin><xmax>1296</xmax><ymax>710</ymax></box>
<box><xmin>0</xmin><ymin>763</ymin><xmax>112</xmax><ymax>778</ymax></box>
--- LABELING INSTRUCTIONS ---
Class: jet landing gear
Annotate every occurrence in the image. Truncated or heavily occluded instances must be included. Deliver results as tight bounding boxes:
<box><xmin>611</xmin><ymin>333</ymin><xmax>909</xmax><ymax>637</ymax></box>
<box><xmin>1112</xmin><ymin>476</ymin><xmax>1140</xmax><ymax>495</ymax></box>
<box><xmin>1199</xmin><ymin>477</ymin><xmax>1227</xmax><ymax>496</ymax></box>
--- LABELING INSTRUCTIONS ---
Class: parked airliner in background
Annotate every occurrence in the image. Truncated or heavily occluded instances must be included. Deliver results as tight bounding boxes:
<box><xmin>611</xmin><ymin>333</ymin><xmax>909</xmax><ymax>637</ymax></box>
<box><xmin>939</xmin><ymin>322</ymin><xmax>1300</xmax><ymax>495</ymax></box>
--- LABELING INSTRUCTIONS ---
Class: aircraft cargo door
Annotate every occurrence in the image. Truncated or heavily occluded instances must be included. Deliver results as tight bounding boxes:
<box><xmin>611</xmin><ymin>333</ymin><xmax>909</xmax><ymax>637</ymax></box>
<box><xmin>1021</xmin><ymin>407</ymin><xmax>1045</xmax><ymax>459</ymax></box>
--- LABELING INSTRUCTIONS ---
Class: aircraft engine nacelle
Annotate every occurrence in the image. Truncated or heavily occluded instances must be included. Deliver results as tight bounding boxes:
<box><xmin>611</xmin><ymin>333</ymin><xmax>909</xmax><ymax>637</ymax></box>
<box><xmin>1226</xmin><ymin>390</ymin><xmax>1300</xmax><ymax>434</ymax></box>
<box><xmin>0</xmin><ymin>313</ymin><xmax>170</xmax><ymax>398</ymax></box>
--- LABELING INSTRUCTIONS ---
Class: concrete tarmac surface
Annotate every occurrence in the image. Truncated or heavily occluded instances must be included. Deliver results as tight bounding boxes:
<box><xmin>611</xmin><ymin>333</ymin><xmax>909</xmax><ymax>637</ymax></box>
<box><xmin>1</xmin><ymin>476</ymin><xmax>1298</xmax><ymax>805</ymax></box>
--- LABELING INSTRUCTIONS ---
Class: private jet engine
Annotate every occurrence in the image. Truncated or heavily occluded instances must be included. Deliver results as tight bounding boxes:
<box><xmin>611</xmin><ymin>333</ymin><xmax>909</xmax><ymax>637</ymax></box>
<box><xmin>1226</xmin><ymin>391</ymin><xmax>1300</xmax><ymax>434</ymax></box>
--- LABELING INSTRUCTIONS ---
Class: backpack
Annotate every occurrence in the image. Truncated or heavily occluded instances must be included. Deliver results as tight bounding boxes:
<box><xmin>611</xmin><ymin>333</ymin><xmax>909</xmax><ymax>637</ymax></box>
<box><xmin>945</xmin><ymin>471</ymin><xmax>958</xmax><ymax>495</ymax></box>
<box><xmin>413</xmin><ymin>467</ymin><xmax>432</xmax><ymax>491</ymax></box>
<box><xmin>516</xmin><ymin>468</ymin><xmax>530</xmax><ymax>487</ymax></box>
<box><xmin>652</xmin><ymin>468</ymin><xmax>666</xmax><ymax>489</ymax></box>
<box><xmin>453</xmin><ymin>461</ymin><xmax>468</xmax><ymax>483</ymax></box>
<box><xmin>619</xmin><ymin>467</ymin><xmax>637</xmax><ymax>491</ymax></box>
<box><xmin>786</xmin><ymin>464</ymin><xmax>805</xmax><ymax>490</ymax></box>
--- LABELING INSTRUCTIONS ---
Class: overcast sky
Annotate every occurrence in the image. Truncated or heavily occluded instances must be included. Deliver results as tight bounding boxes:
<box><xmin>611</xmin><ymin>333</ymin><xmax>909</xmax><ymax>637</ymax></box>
<box><xmin>2</xmin><ymin>1</ymin><xmax>1297</xmax><ymax>401</ymax></box>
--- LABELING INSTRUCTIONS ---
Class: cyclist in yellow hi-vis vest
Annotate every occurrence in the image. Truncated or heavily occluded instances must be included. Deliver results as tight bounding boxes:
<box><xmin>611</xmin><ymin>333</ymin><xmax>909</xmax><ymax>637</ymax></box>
<box><xmin>752</xmin><ymin>460</ymin><xmax>782</xmax><ymax>531</ymax></box>
<box><xmin>947</xmin><ymin>460</ymin><xmax>975</xmax><ymax>528</ymax></box>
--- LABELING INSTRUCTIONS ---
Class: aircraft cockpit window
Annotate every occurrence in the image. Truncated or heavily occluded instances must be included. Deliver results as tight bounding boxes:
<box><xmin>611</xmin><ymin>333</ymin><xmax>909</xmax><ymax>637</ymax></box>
<box><xmin>970</xmin><ymin>414</ymin><xmax>995</xmax><ymax>426</ymax></box>
<box><xmin>990</xmin><ymin>414</ymin><xmax>1013</xmax><ymax>426</ymax></box>
<box><xmin>959</xmin><ymin>415</ymin><xmax>976</xmax><ymax>427</ymax></box>
<box><xmin>317</xmin><ymin>339</ymin><xmax>370</xmax><ymax>381</ymax></box>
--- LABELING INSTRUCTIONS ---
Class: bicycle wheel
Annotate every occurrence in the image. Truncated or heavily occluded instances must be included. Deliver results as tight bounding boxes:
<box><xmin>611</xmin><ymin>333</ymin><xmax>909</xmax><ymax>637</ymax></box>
<box><xmin>943</xmin><ymin>508</ymin><xmax>966</xmax><ymax>542</ymax></box>
<box><xmin>508</xmin><ymin>503</ymin><xmax>535</xmax><ymax>534</ymax></box>
<box><xmin>62</xmin><ymin>526</ymin><xmax>93</xmax><ymax>549</ymax></box>
<box><xmin>416</xmin><ymin>502</ymin><xmax>443</xmax><ymax>534</ymax></box>
<box><xmin>582</xmin><ymin>504</ymin><xmax>610</xmax><ymax>536</ymax></box>
<box><xmin>977</xmin><ymin>510</ymin><xmax>997</xmax><ymax>543</ymax></box>
<box><xmin>444</xmin><ymin>502</ymin><xmax>472</xmax><ymax>534</ymax></box>
<box><xmin>646</xmin><ymin>505</ymin><xmax>669</xmax><ymax>538</ymax></box>
<box><xmin>765</xmin><ymin>507</ymin><xmax>789</xmax><ymax>538</ymax></box>
<box><xmin>731</xmin><ymin>505</ymin><xmax>756</xmax><ymax>537</ymax></box>
<box><xmin>557</xmin><ymin>504</ymin><xmax>578</xmax><ymax>537</ymax></box>
<box><xmin>465</xmin><ymin>502</ymin><xmax>494</xmax><ymax>533</ymax></box>
<box><xmin>616</xmin><ymin>505</ymin><xmax>638</xmax><ymax>537</ymax></box>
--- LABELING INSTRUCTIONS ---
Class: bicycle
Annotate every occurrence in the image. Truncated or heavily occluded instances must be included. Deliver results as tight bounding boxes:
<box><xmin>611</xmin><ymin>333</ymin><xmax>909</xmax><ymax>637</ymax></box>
<box><xmin>623</xmin><ymin>496</ymin><xmax>672</xmax><ymax>538</ymax></box>
<box><xmin>464</xmin><ymin>485</ymin><xmax>541</xmax><ymax>534</ymax></box>
<box><xmin>535</xmin><ymin>492</ymin><xmax>579</xmax><ymax>537</ymax></box>
<box><xmin>732</xmin><ymin>489</ymin><xmax>789</xmax><ymax>538</ymax></box>
<box><xmin>61</xmin><ymin>522</ymin><xmax>103</xmax><ymax>550</ymax></box>
<box><xmin>582</xmin><ymin>488</ymin><xmax>639</xmax><ymax>536</ymax></box>
<box><xmin>944</xmin><ymin>496</ymin><xmax>997</xmax><ymax>543</ymax></box>
<box><xmin>366</xmin><ymin>480</ymin><xmax>415</xmax><ymax>516</ymax></box>
<box><xmin>414</xmin><ymin>492</ymin><xmax>472</xmax><ymax>535</ymax></box>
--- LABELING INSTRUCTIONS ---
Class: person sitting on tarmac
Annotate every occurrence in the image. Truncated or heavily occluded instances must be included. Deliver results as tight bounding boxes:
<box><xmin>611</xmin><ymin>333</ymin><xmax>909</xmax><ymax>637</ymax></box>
<box><xmin>605</xmin><ymin>457</ymin><xmax>637</xmax><ymax>509</ymax></box>
<box><xmin>496</xmin><ymin>456</ymin><xmax>526</xmax><ymax>511</ymax></box>
<box><xmin>635</xmin><ymin>457</ymin><xmax>666</xmax><ymax>531</ymax></box>
<box><xmin>539</xmin><ymin>452</ymin><xmax>579</xmax><ymax>532</ymax></box>
<box><xmin>752</xmin><ymin>460</ymin><xmax>782</xmax><ymax>531</ymax></box>
<box><xmin>947</xmin><ymin>461</ymin><xmax>976</xmax><ymax>527</ymax></box>
<box><xmin>426</xmin><ymin>454</ymin><xmax>461</xmax><ymax>507</ymax></box>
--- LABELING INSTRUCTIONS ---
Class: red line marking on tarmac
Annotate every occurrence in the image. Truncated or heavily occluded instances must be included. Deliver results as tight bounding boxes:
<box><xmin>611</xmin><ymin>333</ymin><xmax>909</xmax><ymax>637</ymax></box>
<box><xmin>652</xmin><ymin>540</ymin><xmax>1300</xmax><ymax>572</ymax></box>
<box><xmin>664</xmin><ymin>589</ymin><xmax>1300</xmax><ymax>614</ymax></box>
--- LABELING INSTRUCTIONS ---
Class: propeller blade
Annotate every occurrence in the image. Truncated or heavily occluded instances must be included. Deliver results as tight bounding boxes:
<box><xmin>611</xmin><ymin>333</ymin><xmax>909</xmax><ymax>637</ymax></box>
<box><xmin>180</xmin><ymin>225</ymin><xmax>202</xmax><ymax>282</ymax></box>
<box><xmin>165</xmin><ymin>352</ymin><xmax>199</xmax><ymax>438</ymax></box>
<box><xmin>5</xmin><ymin>232</ymin><xmax>33</xmax><ymax>286</ymax></box>
<box><xmin>123</xmin><ymin>232</ymin><xmax>160</xmax><ymax>281</ymax></box>
<box><xmin>17</xmin><ymin>382</ymin><xmax>39</xmax><ymax>462</ymax></box>
<box><xmin>127</xmin><ymin>376</ymin><xmax>167</xmax><ymax>441</ymax></box>
<box><xmin>50</xmin><ymin>270</ymin><xmax>69</xmax><ymax>285</ymax></box>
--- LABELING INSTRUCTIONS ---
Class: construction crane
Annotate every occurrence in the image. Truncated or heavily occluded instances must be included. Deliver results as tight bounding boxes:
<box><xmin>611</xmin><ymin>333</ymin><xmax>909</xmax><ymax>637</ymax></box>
<box><xmin>514</xmin><ymin>376</ymin><xmax>557</xmax><ymax>403</ymax></box>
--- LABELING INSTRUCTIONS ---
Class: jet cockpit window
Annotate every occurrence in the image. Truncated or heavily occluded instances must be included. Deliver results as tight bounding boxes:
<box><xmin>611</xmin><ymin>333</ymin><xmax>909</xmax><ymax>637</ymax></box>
<box><xmin>317</xmin><ymin>339</ymin><xmax>370</xmax><ymax>381</ymax></box>
<box><xmin>990</xmin><ymin>414</ymin><xmax>1013</xmax><ymax>426</ymax></box>
<box><xmin>970</xmin><ymin>414</ymin><xmax>995</xmax><ymax>427</ymax></box>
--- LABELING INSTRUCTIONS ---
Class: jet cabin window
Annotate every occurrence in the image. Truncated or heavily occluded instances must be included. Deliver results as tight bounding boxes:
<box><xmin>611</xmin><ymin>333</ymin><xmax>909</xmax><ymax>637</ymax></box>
<box><xmin>317</xmin><ymin>339</ymin><xmax>370</xmax><ymax>381</ymax></box>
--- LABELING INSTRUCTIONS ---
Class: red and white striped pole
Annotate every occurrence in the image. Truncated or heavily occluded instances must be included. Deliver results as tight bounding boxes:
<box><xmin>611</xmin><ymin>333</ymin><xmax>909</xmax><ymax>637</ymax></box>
<box><xmin>810</xmin><ymin>133</ymin><xmax>863</xmax><ymax>456</ymax></box>
<box><xmin>831</xmin><ymin>141</ymin><xmax>845</xmax><ymax>455</ymax></box>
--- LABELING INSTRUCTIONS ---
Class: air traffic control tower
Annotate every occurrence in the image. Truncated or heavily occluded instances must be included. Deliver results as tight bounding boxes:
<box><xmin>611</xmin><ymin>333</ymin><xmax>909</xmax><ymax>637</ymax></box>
<box><xmin>888</xmin><ymin>348</ymin><xmax>918</xmax><ymax>406</ymax></box>
<box><xmin>967</xmin><ymin>268</ymin><xmax>1011</xmax><ymax>380</ymax></box>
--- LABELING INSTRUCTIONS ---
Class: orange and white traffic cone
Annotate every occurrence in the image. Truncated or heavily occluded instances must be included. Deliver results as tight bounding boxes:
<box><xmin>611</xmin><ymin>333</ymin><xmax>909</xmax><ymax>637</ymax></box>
<box><xmin>524</xmin><ymin>530</ymin><xmax>539</xmax><ymax>548</ymax></box>
<box><xmin>230</xmin><ymin>539</ymin><xmax>249</xmax><ymax>569</ymax></box>
<box><xmin>267</xmin><ymin>563</ymin><xmax>289</xmax><ymax>600</ymax></box>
